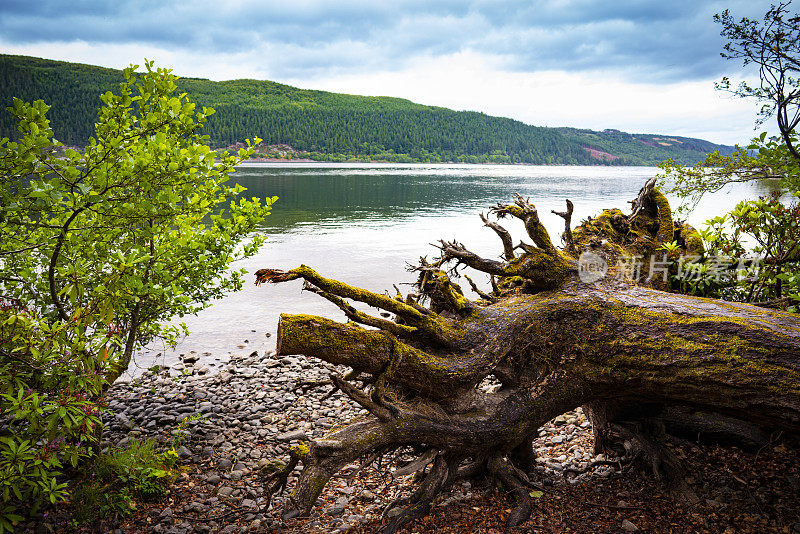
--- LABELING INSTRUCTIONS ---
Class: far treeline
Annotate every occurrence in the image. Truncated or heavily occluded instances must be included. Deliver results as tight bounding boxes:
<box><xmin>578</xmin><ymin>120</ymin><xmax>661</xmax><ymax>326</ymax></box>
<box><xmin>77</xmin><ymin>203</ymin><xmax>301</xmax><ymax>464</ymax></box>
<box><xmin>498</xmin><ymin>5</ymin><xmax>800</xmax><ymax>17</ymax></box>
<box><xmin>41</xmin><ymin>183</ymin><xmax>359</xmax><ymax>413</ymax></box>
<box><xmin>0</xmin><ymin>54</ymin><xmax>734</xmax><ymax>165</ymax></box>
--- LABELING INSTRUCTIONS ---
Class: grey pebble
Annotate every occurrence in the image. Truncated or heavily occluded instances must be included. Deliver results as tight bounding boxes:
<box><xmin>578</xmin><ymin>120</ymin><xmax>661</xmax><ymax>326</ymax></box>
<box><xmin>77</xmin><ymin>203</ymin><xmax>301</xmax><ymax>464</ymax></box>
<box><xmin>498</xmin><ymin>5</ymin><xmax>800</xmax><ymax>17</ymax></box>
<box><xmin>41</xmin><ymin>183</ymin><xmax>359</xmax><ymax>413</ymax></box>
<box><xmin>325</xmin><ymin>503</ymin><xmax>345</xmax><ymax>516</ymax></box>
<box><xmin>622</xmin><ymin>519</ymin><xmax>639</xmax><ymax>532</ymax></box>
<box><xmin>218</xmin><ymin>458</ymin><xmax>233</xmax><ymax>470</ymax></box>
<box><xmin>277</xmin><ymin>429</ymin><xmax>308</xmax><ymax>441</ymax></box>
<box><xmin>326</xmin><ymin>496</ymin><xmax>349</xmax><ymax>516</ymax></box>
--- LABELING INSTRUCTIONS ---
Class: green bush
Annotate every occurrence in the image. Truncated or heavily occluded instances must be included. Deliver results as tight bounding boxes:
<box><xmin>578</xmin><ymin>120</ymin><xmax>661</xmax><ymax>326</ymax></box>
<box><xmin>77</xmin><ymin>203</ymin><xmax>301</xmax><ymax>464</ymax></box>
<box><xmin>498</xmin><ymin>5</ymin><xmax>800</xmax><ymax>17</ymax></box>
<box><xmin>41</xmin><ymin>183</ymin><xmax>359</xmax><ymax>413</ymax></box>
<box><xmin>0</xmin><ymin>302</ymin><xmax>111</xmax><ymax>533</ymax></box>
<box><xmin>96</xmin><ymin>439</ymin><xmax>177</xmax><ymax>500</ymax></box>
<box><xmin>69</xmin><ymin>437</ymin><xmax>180</xmax><ymax>526</ymax></box>
<box><xmin>0</xmin><ymin>60</ymin><xmax>273</xmax><ymax>531</ymax></box>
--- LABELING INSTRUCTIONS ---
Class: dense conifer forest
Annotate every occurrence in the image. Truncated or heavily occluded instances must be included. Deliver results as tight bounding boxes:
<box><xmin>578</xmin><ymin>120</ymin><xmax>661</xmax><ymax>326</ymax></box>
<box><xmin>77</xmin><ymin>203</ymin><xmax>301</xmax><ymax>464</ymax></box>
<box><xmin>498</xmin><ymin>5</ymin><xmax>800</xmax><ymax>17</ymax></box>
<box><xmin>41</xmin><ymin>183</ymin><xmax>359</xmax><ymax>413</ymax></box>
<box><xmin>0</xmin><ymin>55</ymin><xmax>734</xmax><ymax>165</ymax></box>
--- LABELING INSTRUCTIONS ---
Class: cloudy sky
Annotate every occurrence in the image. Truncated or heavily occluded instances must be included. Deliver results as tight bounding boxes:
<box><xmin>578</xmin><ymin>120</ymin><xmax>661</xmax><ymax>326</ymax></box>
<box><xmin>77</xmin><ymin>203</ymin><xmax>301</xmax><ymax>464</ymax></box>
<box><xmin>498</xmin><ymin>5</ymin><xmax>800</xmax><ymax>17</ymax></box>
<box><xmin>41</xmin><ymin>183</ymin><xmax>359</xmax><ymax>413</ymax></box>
<box><xmin>0</xmin><ymin>1</ymin><xmax>771</xmax><ymax>144</ymax></box>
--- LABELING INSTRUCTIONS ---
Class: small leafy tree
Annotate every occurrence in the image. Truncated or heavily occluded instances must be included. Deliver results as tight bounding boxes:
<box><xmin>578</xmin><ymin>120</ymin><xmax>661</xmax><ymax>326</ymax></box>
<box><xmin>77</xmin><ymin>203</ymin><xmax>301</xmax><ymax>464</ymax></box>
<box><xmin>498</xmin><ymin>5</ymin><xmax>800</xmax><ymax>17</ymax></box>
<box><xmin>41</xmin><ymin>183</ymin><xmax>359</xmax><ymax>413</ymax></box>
<box><xmin>716</xmin><ymin>1</ymin><xmax>800</xmax><ymax>158</ymax></box>
<box><xmin>660</xmin><ymin>3</ymin><xmax>800</xmax><ymax>311</ymax></box>
<box><xmin>0</xmin><ymin>61</ymin><xmax>274</xmax><ymax>527</ymax></box>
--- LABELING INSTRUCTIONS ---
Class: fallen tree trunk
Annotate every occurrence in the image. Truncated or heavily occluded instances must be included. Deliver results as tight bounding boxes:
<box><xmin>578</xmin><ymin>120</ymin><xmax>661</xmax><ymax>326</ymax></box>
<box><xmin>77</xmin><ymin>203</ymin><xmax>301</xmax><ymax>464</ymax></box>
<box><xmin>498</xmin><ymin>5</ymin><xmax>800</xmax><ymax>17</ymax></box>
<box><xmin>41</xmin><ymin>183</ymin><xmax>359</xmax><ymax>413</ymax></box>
<box><xmin>256</xmin><ymin>180</ymin><xmax>800</xmax><ymax>532</ymax></box>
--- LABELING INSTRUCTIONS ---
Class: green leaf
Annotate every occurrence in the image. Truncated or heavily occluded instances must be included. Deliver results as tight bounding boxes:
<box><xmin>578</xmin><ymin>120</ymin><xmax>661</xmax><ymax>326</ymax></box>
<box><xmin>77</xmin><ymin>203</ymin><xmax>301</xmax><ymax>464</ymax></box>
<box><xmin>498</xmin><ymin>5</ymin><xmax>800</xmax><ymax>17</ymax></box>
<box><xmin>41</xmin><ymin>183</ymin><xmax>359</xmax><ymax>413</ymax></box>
<box><xmin>529</xmin><ymin>490</ymin><xmax>544</xmax><ymax>498</ymax></box>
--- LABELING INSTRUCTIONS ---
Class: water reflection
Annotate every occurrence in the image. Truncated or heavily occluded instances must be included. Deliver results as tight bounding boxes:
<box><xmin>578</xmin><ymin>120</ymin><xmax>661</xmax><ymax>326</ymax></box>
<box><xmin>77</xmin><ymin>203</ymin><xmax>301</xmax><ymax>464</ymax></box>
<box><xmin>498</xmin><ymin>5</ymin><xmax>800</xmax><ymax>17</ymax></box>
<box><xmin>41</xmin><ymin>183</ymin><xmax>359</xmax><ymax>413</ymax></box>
<box><xmin>128</xmin><ymin>163</ymin><xmax>771</xmax><ymax>375</ymax></box>
<box><xmin>235</xmin><ymin>163</ymin><xmax>657</xmax><ymax>231</ymax></box>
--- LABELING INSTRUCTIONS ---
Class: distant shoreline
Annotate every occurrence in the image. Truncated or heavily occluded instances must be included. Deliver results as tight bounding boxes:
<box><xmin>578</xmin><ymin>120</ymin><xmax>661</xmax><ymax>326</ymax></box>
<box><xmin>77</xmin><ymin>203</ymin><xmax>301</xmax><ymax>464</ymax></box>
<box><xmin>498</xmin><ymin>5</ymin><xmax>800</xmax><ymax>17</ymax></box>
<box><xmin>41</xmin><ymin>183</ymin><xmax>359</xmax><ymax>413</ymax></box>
<box><xmin>244</xmin><ymin>158</ymin><xmax>318</xmax><ymax>163</ymax></box>
<box><xmin>237</xmin><ymin>158</ymin><xmax>636</xmax><ymax>167</ymax></box>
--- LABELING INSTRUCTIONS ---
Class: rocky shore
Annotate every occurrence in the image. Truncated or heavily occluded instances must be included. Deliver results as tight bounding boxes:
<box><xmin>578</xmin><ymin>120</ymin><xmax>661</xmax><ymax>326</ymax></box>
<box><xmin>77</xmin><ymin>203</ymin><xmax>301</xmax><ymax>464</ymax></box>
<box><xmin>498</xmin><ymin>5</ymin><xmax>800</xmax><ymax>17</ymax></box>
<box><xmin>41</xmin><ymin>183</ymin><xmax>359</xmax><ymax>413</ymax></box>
<box><xmin>93</xmin><ymin>351</ymin><xmax>800</xmax><ymax>534</ymax></box>
<box><xmin>99</xmin><ymin>351</ymin><xmax>607</xmax><ymax>533</ymax></box>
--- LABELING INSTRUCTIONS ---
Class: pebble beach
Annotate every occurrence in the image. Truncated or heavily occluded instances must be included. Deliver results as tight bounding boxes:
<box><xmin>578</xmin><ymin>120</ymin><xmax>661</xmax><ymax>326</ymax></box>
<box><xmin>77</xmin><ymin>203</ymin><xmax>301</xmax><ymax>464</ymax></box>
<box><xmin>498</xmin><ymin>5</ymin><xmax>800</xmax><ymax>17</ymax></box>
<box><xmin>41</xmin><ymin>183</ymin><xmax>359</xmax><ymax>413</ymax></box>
<box><xmin>99</xmin><ymin>350</ymin><xmax>606</xmax><ymax>533</ymax></box>
<box><xmin>78</xmin><ymin>347</ymin><xmax>800</xmax><ymax>534</ymax></box>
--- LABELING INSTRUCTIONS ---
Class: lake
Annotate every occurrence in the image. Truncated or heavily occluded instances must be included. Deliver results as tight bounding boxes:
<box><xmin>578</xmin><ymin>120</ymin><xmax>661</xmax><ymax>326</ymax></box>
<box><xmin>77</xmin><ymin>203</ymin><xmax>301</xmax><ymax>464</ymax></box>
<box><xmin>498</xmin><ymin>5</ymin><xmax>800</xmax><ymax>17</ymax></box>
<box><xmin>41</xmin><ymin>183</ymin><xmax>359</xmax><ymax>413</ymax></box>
<box><xmin>126</xmin><ymin>163</ymin><xmax>776</xmax><ymax>376</ymax></box>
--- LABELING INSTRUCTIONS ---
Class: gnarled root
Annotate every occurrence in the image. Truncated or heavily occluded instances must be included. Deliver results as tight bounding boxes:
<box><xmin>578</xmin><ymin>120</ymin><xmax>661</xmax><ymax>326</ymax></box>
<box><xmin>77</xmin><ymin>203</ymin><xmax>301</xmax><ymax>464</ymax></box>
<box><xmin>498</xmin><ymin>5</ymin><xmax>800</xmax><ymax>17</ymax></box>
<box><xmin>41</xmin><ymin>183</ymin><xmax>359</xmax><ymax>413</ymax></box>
<box><xmin>487</xmin><ymin>455</ymin><xmax>536</xmax><ymax>529</ymax></box>
<box><xmin>584</xmin><ymin>401</ymin><xmax>697</xmax><ymax>504</ymax></box>
<box><xmin>382</xmin><ymin>453</ymin><xmax>460</xmax><ymax>534</ymax></box>
<box><xmin>269</xmin><ymin>371</ymin><xmax>584</xmax><ymax>531</ymax></box>
<box><xmin>257</xmin><ymin>186</ymin><xmax>800</xmax><ymax>531</ymax></box>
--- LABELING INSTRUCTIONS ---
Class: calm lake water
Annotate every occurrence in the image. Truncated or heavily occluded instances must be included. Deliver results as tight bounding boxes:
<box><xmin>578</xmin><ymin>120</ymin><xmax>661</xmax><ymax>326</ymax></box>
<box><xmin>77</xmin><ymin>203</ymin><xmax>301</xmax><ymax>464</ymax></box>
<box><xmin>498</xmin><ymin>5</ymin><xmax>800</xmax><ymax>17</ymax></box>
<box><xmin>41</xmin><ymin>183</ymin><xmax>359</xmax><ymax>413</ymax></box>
<box><xmin>127</xmin><ymin>163</ymin><xmax>777</xmax><ymax>375</ymax></box>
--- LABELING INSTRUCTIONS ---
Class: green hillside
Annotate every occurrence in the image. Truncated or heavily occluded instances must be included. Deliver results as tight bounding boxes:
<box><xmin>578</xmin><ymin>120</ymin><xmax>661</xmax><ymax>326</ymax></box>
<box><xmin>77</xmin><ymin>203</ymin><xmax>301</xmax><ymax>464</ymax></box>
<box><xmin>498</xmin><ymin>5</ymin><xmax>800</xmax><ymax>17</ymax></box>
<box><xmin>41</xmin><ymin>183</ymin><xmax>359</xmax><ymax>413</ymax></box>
<box><xmin>0</xmin><ymin>55</ymin><xmax>735</xmax><ymax>165</ymax></box>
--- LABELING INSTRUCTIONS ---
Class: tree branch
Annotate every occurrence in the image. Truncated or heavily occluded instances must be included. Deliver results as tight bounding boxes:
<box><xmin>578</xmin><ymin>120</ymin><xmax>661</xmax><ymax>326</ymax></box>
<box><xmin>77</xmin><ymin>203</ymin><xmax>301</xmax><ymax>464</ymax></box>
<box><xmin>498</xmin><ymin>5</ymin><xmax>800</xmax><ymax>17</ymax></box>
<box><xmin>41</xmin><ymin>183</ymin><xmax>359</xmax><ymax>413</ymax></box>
<box><xmin>479</xmin><ymin>212</ymin><xmax>515</xmax><ymax>260</ymax></box>
<box><xmin>552</xmin><ymin>198</ymin><xmax>576</xmax><ymax>254</ymax></box>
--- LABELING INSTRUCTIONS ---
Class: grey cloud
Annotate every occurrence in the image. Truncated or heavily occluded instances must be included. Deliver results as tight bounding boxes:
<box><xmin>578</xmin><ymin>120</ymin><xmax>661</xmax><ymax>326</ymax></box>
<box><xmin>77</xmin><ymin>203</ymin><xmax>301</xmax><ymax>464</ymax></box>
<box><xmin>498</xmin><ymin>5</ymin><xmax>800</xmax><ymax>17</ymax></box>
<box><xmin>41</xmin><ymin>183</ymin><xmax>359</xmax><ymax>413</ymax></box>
<box><xmin>0</xmin><ymin>0</ymin><xmax>773</xmax><ymax>81</ymax></box>
<box><xmin>470</xmin><ymin>1</ymin><xmax>740</xmax><ymax>79</ymax></box>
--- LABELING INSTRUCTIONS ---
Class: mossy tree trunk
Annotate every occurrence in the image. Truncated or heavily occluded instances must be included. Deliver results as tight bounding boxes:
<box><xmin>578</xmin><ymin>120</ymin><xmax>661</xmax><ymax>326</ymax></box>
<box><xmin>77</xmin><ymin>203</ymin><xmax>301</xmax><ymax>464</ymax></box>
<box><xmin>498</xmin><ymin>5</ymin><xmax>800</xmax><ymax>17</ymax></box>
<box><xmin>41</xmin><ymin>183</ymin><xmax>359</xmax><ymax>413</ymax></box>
<box><xmin>256</xmin><ymin>180</ymin><xmax>800</xmax><ymax>532</ymax></box>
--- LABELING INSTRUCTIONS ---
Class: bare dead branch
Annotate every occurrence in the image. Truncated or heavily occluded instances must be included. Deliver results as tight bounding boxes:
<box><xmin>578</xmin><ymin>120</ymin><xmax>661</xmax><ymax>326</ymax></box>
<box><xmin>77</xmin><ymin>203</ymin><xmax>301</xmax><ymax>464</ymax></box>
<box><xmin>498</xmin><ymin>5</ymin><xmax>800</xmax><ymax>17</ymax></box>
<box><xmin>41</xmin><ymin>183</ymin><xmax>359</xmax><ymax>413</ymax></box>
<box><xmin>552</xmin><ymin>198</ymin><xmax>576</xmax><ymax>254</ymax></box>
<box><xmin>254</xmin><ymin>268</ymin><xmax>298</xmax><ymax>284</ymax></box>
<box><xmin>302</xmin><ymin>281</ymin><xmax>417</xmax><ymax>337</ymax></box>
<box><xmin>330</xmin><ymin>373</ymin><xmax>395</xmax><ymax>422</ymax></box>
<box><xmin>480</xmin><ymin>212</ymin><xmax>515</xmax><ymax>260</ymax></box>
<box><xmin>464</xmin><ymin>274</ymin><xmax>497</xmax><ymax>302</ymax></box>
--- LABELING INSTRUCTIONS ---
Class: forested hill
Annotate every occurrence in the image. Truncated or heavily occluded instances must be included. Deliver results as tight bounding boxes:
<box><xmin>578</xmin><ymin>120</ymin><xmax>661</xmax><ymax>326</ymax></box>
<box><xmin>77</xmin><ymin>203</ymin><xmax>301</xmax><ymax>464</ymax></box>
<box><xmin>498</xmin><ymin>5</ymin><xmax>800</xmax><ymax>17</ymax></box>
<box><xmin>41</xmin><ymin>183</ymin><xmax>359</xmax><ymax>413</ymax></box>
<box><xmin>0</xmin><ymin>55</ymin><xmax>735</xmax><ymax>165</ymax></box>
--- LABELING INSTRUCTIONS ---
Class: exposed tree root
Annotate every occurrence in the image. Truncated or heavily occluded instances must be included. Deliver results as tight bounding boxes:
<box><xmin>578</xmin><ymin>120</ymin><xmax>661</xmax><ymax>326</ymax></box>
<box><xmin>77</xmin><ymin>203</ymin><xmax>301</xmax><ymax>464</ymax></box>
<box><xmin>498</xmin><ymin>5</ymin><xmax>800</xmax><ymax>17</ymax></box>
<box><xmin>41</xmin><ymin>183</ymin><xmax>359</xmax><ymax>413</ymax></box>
<box><xmin>488</xmin><ymin>455</ymin><xmax>535</xmax><ymax>528</ymax></box>
<box><xmin>255</xmin><ymin>180</ymin><xmax>800</xmax><ymax>531</ymax></box>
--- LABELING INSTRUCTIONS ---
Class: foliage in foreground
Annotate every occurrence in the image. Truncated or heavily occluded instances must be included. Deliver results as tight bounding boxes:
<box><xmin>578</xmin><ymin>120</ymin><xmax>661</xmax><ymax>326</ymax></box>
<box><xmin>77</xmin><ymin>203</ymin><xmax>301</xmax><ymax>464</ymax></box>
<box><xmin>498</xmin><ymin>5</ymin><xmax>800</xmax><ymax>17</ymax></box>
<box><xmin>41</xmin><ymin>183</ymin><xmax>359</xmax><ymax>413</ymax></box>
<box><xmin>68</xmin><ymin>414</ymin><xmax>201</xmax><ymax>529</ymax></box>
<box><xmin>0</xmin><ymin>304</ymin><xmax>107</xmax><ymax>533</ymax></box>
<box><xmin>659</xmin><ymin>2</ymin><xmax>800</xmax><ymax>312</ymax></box>
<box><xmin>68</xmin><ymin>436</ymin><xmax>181</xmax><ymax>528</ymax></box>
<box><xmin>0</xmin><ymin>62</ymin><xmax>273</xmax><ymax>529</ymax></box>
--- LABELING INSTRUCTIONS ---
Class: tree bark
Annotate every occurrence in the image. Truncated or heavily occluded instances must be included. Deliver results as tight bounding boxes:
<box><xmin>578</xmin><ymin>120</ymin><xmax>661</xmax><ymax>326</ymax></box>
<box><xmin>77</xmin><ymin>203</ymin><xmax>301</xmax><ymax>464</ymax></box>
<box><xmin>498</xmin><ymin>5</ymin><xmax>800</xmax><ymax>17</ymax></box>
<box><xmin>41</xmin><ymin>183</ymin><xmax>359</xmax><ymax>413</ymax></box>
<box><xmin>255</xmin><ymin>182</ymin><xmax>800</xmax><ymax>531</ymax></box>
